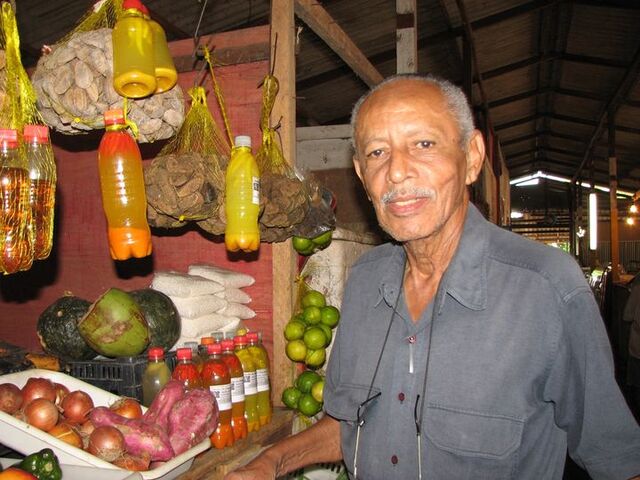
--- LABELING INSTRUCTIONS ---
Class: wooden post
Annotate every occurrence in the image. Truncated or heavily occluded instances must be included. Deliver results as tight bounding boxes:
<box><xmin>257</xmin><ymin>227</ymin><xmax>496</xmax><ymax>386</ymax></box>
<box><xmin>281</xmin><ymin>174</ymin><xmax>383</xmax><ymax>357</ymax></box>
<box><xmin>396</xmin><ymin>0</ymin><xmax>417</xmax><ymax>73</ymax></box>
<box><xmin>270</xmin><ymin>0</ymin><xmax>297</xmax><ymax>406</ymax></box>
<box><xmin>609</xmin><ymin>110</ymin><xmax>620</xmax><ymax>283</ymax></box>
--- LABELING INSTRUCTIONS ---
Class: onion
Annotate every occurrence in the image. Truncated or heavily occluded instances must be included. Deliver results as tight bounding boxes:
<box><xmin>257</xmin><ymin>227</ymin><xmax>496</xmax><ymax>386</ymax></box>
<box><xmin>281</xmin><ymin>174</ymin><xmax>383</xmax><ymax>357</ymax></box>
<box><xmin>24</xmin><ymin>398</ymin><xmax>59</xmax><ymax>431</ymax></box>
<box><xmin>21</xmin><ymin>377</ymin><xmax>56</xmax><ymax>406</ymax></box>
<box><xmin>54</xmin><ymin>382</ymin><xmax>70</xmax><ymax>406</ymax></box>
<box><xmin>112</xmin><ymin>453</ymin><xmax>151</xmax><ymax>471</ymax></box>
<box><xmin>88</xmin><ymin>425</ymin><xmax>125</xmax><ymax>462</ymax></box>
<box><xmin>0</xmin><ymin>383</ymin><xmax>23</xmax><ymax>414</ymax></box>
<box><xmin>61</xmin><ymin>390</ymin><xmax>94</xmax><ymax>424</ymax></box>
<box><xmin>49</xmin><ymin>422</ymin><xmax>83</xmax><ymax>449</ymax></box>
<box><xmin>79</xmin><ymin>419</ymin><xmax>96</xmax><ymax>449</ymax></box>
<box><xmin>109</xmin><ymin>397</ymin><xmax>142</xmax><ymax>420</ymax></box>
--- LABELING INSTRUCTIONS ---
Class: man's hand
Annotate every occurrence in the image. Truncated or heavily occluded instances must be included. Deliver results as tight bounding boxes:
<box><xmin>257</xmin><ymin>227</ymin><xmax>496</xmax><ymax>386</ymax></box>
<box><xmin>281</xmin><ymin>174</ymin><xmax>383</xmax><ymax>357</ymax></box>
<box><xmin>223</xmin><ymin>453</ymin><xmax>278</xmax><ymax>480</ymax></box>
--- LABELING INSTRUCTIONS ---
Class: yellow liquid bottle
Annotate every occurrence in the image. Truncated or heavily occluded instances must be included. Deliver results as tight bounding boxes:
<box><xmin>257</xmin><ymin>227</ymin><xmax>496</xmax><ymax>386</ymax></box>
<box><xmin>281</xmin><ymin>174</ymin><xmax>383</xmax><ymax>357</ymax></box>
<box><xmin>112</xmin><ymin>0</ymin><xmax>156</xmax><ymax>98</ymax></box>
<box><xmin>225</xmin><ymin>136</ymin><xmax>260</xmax><ymax>253</ymax></box>
<box><xmin>234</xmin><ymin>335</ymin><xmax>261</xmax><ymax>432</ymax></box>
<box><xmin>149</xmin><ymin>18</ymin><xmax>177</xmax><ymax>93</ymax></box>
<box><xmin>247</xmin><ymin>331</ymin><xmax>271</xmax><ymax>425</ymax></box>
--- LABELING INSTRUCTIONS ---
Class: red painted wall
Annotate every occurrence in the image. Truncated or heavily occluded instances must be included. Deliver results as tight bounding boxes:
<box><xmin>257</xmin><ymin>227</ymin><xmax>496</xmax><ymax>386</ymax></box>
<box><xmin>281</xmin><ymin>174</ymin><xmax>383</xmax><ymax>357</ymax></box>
<box><xmin>0</xmin><ymin>41</ymin><xmax>274</xmax><ymax>359</ymax></box>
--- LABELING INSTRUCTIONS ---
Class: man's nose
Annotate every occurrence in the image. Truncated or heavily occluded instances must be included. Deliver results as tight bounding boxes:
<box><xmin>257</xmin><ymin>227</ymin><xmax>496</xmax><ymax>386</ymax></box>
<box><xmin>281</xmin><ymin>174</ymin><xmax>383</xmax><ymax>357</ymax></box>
<box><xmin>387</xmin><ymin>148</ymin><xmax>414</xmax><ymax>184</ymax></box>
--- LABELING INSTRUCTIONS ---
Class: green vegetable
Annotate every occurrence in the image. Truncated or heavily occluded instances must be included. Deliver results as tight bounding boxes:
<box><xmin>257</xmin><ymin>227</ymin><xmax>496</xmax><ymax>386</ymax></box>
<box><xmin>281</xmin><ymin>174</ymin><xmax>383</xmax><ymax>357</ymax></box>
<box><xmin>129</xmin><ymin>288</ymin><xmax>181</xmax><ymax>352</ymax></box>
<box><xmin>17</xmin><ymin>448</ymin><xmax>62</xmax><ymax>480</ymax></box>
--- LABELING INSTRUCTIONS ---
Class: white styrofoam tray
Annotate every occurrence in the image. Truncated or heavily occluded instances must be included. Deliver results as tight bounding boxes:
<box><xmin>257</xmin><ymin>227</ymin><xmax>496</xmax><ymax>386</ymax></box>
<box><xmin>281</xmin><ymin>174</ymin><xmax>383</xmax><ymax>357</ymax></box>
<box><xmin>0</xmin><ymin>458</ymin><xmax>142</xmax><ymax>480</ymax></box>
<box><xmin>0</xmin><ymin>369</ymin><xmax>210</xmax><ymax>480</ymax></box>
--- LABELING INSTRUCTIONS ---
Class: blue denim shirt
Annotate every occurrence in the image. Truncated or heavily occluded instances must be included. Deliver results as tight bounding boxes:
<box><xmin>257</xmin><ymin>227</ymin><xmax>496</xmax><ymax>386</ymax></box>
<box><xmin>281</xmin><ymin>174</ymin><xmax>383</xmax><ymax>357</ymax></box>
<box><xmin>324</xmin><ymin>204</ymin><xmax>640</xmax><ymax>479</ymax></box>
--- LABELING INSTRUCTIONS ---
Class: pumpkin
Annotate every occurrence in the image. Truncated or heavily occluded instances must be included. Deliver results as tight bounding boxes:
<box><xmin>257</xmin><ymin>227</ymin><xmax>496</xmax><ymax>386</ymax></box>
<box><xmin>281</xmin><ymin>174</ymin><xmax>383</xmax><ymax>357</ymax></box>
<box><xmin>37</xmin><ymin>294</ymin><xmax>97</xmax><ymax>361</ymax></box>
<box><xmin>130</xmin><ymin>288</ymin><xmax>181</xmax><ymax>352</ymax></box>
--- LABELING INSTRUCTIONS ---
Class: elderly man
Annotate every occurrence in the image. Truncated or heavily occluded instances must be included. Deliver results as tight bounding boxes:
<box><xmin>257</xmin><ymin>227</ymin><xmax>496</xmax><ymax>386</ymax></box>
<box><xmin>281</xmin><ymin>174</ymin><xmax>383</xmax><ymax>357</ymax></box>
<box><xmin>226</xmin><ymin>75</ymin><xmax>640</xmax><ymax>479</ymax></box>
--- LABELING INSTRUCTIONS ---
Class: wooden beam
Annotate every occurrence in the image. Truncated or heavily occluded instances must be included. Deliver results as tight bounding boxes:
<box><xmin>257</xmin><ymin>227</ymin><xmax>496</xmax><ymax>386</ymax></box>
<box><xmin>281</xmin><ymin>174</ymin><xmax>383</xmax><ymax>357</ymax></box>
<box><xmin>609</xmin><ymin>109</ymin><xmax>620</xmax><ymax>283</ymax></box>
<box><xmin>270</xmin><ymin>0</ymin><xmax>297</xmax><ymax>408</ymax></box>
<box><xmin>294</xmin><ymin>0</ymin><xmax>384</xmax><ymax>87</ymax></box>
<box><xmin>561</xmin><ymin>52</ymin><xmax>628</xmax><ymax>69</ymax></box>
<box><xmin>494</xmin><ymin>113</ymin><xmax>541</xmax><ymax>131</ymax></box>
<box><xmin>501</xmin><ymin>132</ymin><xmax>538</xmax><ymax>146</ymax></box>
<box><xmin>396</xmin><ymin>0</ymin><xmax>418</xmax><ymax>73</ymax></box>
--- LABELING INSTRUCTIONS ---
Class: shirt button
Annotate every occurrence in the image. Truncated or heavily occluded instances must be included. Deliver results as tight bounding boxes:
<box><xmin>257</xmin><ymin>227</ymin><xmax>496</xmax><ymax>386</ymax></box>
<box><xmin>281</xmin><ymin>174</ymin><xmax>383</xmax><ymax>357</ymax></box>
<box><xmin>398</xmin><ymin>392</ymin><xmax>405</xmax><ymax>402</ymax></box>
<box><xmin>391</xmin><ymin>455</ymin><xmax>398</xmax><ymax>465</ymax></box>
<box><xmin>408</xmin><ymin>335</ymin><xmax>416</xmax><ymax>344</ymax></box>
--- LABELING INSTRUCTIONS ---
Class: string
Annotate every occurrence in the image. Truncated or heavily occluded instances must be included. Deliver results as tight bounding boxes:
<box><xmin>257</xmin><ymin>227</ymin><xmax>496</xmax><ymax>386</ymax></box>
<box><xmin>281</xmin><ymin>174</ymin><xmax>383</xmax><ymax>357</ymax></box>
<box><xmin>203</xmin><ymin>46</ymin><xmax>234</xmax><ymax>147</ymax></box>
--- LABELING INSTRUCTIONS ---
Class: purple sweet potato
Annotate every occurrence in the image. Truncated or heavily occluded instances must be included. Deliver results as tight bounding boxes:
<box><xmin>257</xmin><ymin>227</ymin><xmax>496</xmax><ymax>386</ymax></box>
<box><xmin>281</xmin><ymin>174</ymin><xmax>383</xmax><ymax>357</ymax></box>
<box><xmin>90</xmin><ymin>406</ymin><xmax>175</xmax><ymax>461</ymax></box>
<box><xmin>168</xmin><ymin>388</ymin><xmax>219</xmax><ymax>455</ymax></box>
<box><xmin>143</xmin><ymin>380</ymin><xmax>185</xmax><ymax>431</ymax></box>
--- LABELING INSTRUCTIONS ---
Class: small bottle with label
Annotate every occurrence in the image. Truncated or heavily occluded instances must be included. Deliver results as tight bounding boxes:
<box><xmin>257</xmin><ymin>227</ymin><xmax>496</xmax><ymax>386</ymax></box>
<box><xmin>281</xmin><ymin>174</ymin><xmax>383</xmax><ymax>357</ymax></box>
<box><xmin>220</xmin><ymin>338</ymin><xmax>248</xmax><ymax>440</ymax></box>
<box><xmin>171</xmin><ymin>347</ymin><xmax>201</xmax><ymax>390</ymax></box>
<box><xmin>247</xmin><ymin>331</ymin><xmax>272</xmax><ymax>425</ymax></box>
<box><xmin>142</xmin><ymin>347</ymin><xmax>172</xmax><ymax>407</ymax></box>
<box><xmin>202</xmin><ymin>343</ymin><xmax>234</xmax><ymax>449</ymax></box>
<box><xmin>234</xmin><ymin>334</ymin><xmax>260</xmax><ymax>432</ymax></box>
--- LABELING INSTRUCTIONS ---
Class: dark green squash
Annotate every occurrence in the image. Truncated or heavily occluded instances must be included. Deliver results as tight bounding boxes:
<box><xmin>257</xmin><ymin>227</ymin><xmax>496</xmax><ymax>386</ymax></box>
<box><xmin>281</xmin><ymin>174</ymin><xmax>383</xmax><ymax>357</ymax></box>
<box><xmin>130</xmin><ymin>288</ymin><xmax>181</xmax><ymax>351</ymax></box>
<box><xmin>37</xmin><ymin>295</ymin><xmax>97</xmax><ymax>361</ymax></box>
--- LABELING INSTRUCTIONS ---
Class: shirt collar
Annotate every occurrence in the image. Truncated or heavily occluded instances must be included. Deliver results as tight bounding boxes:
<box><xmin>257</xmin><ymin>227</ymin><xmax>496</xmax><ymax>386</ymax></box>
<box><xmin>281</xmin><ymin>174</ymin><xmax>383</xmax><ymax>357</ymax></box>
<box><xmin>376</xmin><ymin>203</ymin><xmax>488</xmax><ymax>312</ymax></box>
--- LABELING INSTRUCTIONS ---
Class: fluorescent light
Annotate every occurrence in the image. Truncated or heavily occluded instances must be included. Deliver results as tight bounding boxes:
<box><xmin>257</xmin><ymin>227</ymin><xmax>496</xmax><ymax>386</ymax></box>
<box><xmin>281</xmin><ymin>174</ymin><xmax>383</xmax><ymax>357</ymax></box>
<box><xmin>510</xmin><ymin>211</ymin><xmax>524</xmax><ymax>219</ymax></box>
<box><xmin>514</xmin><ymin>178</ymin><xmax>539</xmax><ymax>187</ymax></box>
<box><xmin>589</xmin><ymin>193</ymin><xmax>597</xmax><ymax>251</ymax></box>
<box><xmin>510</xmin><ymin>173</ymin><xmax>540</xmax><ymax>185</ymax></box>
<box><xmin>508</xmin><ymin>170</ymin><xmax>634</xmax><ymax>197</ymax></box>
<box><xmin>539</xmin><ymin>173</ymin><xmax>571</xmax><ymax>183</ymax></box>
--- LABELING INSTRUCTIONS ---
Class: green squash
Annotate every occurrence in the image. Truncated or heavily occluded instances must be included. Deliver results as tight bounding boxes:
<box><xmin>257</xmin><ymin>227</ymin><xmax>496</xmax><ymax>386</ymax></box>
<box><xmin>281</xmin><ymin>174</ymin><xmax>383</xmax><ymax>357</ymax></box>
<box><xmin>37</xmin><ymin>294</ymin><xmax>97</xmax><ymax>361</ymax></box>
<box><xmin>78</xmin><ymin>288</ymin><xmax>150</xmax><ymax>357</ymax></box>
<box><xmin>130</xmin><ymin>288</ymin><xmax>181</xmax><ymax>352</ymax></box>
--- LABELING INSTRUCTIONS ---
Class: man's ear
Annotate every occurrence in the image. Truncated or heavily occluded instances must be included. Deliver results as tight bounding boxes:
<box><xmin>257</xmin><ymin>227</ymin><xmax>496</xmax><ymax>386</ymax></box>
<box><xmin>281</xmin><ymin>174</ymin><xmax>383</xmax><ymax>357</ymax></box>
<box><xmin>353</xmin><ymin>155</ymin><xmax>371</xmax><ymax>201</ymax></box>
<box><xmin>465</xmin><ymin>129</ymin><xmax>486</xmax><ymax>185</ymax></box>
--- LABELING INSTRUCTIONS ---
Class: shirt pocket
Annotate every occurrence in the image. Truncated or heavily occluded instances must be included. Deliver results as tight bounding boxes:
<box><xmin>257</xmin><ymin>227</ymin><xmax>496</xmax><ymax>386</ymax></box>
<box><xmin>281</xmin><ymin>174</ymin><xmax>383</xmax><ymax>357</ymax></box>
<box><xmin>324</xmin><ymin>382</ymin><xmax>382</xmax><ymax>422</ymax></box>
<box><xmin>424</xmin><ymin>404</ymin><xmax>524</xmax><ymax>479</ymax></box>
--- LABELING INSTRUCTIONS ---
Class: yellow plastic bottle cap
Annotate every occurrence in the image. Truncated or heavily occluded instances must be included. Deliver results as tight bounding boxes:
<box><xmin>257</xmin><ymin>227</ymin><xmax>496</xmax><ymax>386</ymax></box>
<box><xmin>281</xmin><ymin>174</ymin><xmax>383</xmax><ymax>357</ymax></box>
<box><xmin>235</xmin><ymin>135</ymin><xmax>251</xmax><ymax>148</ymax></box>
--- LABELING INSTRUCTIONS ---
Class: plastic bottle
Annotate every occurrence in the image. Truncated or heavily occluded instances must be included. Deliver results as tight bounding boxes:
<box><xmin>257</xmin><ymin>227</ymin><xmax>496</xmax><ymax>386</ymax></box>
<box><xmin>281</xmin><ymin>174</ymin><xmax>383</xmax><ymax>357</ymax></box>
<box><xmin>234</xmin><ymin>335</ymin><xmax>260</xmax><ymax>432</ymax></box>
<box><xmin>142</xmin><ymin>346</ymin><xmax>172</xmax><ymax>407</ymax></box>
<box><xmin>171</xmin><ymin>347</ymin><xmax>201</xmax><ymax>390</ymax></box>
<box><xmin>225</xmin><ymin>136</ymin><xmax>260</xmax><ymax>253</ymax></box>
<box><xmin>0</xmin><ymin>129</ymin><xmax>33</xmax><ymax>274</ymax></box>
<box><xmin>202</xmin><ymin>343</ymin><xmax>234</xmax><ymax>449</ymax></box>
<box><xmin>183</xmin><ymin>341</ymin><xmax>202</xmax><ymax>373</ymax></box>
<box><xmin>144</xmin><ymin>11</ymin><xmax>177</xmax><ymax>93</ymax></box>
<box><xmin>23</xmin><ymin>125</ymin><xmax>56</xmax><ymax>261</ymax></box>
<box><xmin>198</xmin><ymin>336</ymin><xmax>216</xmax><ymax>372</ymax></box>
<box><xmin>98</xmin><ymin>109</ymin><xmax>152</xmax><ymax>260</ymax></box>
<box><xmin>112</xmin><ymin>0</ymin><xmax>156</xmax><ymax>98</ymax></box>
<box><xmin>247</xmin><ymin>331</ymin><xmax>272</xmax><ymax>425</ymax></box>
<box><xmin>220</xmin><ymin>338</ymin><xmax>248</xmax><ymax>440</ymax></box>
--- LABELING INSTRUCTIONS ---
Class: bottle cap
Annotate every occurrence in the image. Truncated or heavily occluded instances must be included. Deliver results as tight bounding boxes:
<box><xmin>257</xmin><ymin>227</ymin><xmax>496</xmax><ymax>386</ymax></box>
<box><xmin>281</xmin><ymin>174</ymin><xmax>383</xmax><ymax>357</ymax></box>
<box><xmin>122</xmin><ymin>0</ymin><xmax>144</xmax><ymax>11</ymax></box>
<box><xmin>247</xmin><ymin>332</ymin><xmax>259</xmax><ymax>343</ymax></box>
<box><xmin>206</xmin><ymin>343</ymin><xmax>222</xmax><ymax>354</ymax></box>
<box><xmin>23</xmin><ymin>125</ymin><xmax>50</xmax><ymax>143</ymax></box>
<box><xmin>0</xmin><ymin>129</ymin><xmax>18</xmax><ymax>145</ymax></box>
<box><xmin>221</xmin><ymin>339</ymin><xmax>235</xmax><ymax>351</ymax></box>
<box><xmin>233</xmin><ymin>335</ymin><xmax>248</xmax><ymax>346</ymax></box>
<box><xmin>200</xmin><ymin>336</ymin><xmax>215</xmax><ymax>345</ymax></box>
<box><xmin>234</xmin><ymin>135</ymin><xmax>251</xmax><ymax>148</ymax></box>
<box><xmin>176</xmin><ymin>347</ymin><xmax>192</xmax><ymax>360</ymax></box>
<box><xmin>147</xmin><ymin>346</ymin><xmax>164</xmax><ymax>360</ymax></box>
<box><xmin>104</xmin><ymin>109</ymin><xmax>125</xmax><ymax>126</ymax></box>
<box><xmin>138</xmin><ymin>4</ymin><xmax>150</xmax><ymax>16</ymax></box>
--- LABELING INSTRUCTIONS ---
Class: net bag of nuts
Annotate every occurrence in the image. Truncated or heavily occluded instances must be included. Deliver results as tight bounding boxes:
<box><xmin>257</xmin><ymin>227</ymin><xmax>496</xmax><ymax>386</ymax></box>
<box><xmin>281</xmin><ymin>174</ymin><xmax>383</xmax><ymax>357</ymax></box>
<box><xmin>145</xmin><ymin>86</ymin><xmax>229</xmax><ymax>230</ymax></box>
<box><xmin>30</xmin><ymin>0</ymin><xmax>184</xmax><ymax>143</ymax></box>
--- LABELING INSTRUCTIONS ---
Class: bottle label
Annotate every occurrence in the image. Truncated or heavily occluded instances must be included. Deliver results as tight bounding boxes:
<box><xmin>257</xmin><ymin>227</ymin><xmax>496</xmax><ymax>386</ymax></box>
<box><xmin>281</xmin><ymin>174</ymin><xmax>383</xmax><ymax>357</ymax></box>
<box><xmin>252</xmin><ymin>177</ymin><xmax>260</xmax><ymax>205</ymax></box>
<box><xmin>231</xmin><ymin>376</ymin><xmax>245</xmax><ymax>402</ymax></box>
<box><xmin>209</xmin><ymin>384</ymin><xmax>232</xmax><ymax>410</ymax></box>
<box><xmin>244</xmin><ymin>371</ymin><xmax>258</xmax><ymax>395</ymax></box>
<box><xmin>256</xmin><ymin>368</ymin><xmax>270</xmax><ymax>392</ymax></box>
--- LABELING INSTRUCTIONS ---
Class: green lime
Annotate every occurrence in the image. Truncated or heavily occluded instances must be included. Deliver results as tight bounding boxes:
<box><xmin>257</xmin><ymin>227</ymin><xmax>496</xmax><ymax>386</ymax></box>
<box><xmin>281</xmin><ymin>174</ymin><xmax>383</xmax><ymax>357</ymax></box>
<box><xmin>305</xmin><ymin>348</ymin><xmax>327</xmax><ymax>369</ymax></box>
<box><xmin>303</xmin><ymin>326</ymin><xmax>328</xmax><ymax>349</ymax></box>
<box><xmin>298</xmin><ymin>393</ymin><xmax>322</xmax><ymax>417</ymax></box>
<box><xmin>292</xmin><ymin>312</ymin><xmax>306</xmax><ymax>324</ymax></box>
<box><xmin>302</xmin><ymin>305</ymin><xmax>322</xmax><ymax>325</ymax></box>
<box><xmin>312</xmin><ymin>230</ymin><xmax>333</xmax><ymax>247</ymax></box>
<box><xmin>284</xmin><ymin>320</ymin><xmax>306</xmax><ymax>341</ymax></box>
<box><xmin>282</xmin><ymin>386</ymin><xmax>302</xmax><ymax>409</ymax></box>
<box><xmin>317</xmin><ymin>324</ymin><xmax>333</xmax><ymax>344</ymax></box>
<box><xmin>296</xmin><ymin>370</ymin><xmax>322</xmax><ymax>393</ymax></box>
<box><xmin>302</xmin><ymin>290</ymin><xmax>327</xmax><ymax>308</ymax></box>
<box><xmin>311</xmin><ymin>379</ymin><xmax>325</xmax><ymax>403</ymax></box>
<box><xmin>286</xmin><ymin>339</ymin><xmax>307</xmax><ymax>362</ymax></box>
<box><xmin>320</xmin><ymin>305</ymin><xmax>340</xmax><ymax>329</ymax></box>
<box><xmin>292</xmin><ymin>236</ymin><xmax>313</xmax><ymax>253</ymax></box>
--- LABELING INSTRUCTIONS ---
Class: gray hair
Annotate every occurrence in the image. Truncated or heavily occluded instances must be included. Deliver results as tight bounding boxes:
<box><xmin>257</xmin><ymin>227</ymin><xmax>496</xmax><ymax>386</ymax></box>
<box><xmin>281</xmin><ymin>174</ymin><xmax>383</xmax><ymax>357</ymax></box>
<box><xmin>350</xmin><ymin>74</ymin><xmax>475</xmax><ymax>151</ymax></box>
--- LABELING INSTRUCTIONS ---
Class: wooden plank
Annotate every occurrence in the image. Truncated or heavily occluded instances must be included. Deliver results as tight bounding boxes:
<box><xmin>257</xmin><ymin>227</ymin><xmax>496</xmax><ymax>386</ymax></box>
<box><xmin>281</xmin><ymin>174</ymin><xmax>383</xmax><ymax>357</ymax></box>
<box><xmin>396</xmin><ymin>0</ymin><xmax>417</xmax><ymax>74</ymax></box>
<box><xmin>294</xmin><ymin>0</ymin><xmax>384</xmax><ymax>87</ymax></box>
<box><xmin>297</xmin><ymin>137</ymin><xmax>354</xmax><ymax>170</ymax></box>
<box><xmin>297</xmin><ymin>124</ymin><xmax>352</xmax><ymax>141</ymax></box>
<box><xmin>270</xmin><ymin>0</ymin><xmax>298</xmax><ymax>407</ymax></box>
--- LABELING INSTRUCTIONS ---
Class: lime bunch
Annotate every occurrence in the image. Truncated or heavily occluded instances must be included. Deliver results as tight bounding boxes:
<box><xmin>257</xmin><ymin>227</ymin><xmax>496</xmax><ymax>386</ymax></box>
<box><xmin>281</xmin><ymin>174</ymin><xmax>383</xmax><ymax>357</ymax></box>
<box><xmin>281</xmin><ymin>370</ymin><xmax>325</xmax><ymax>417</ymax></box>
<box><xmin>284</xmin><ymin>289</ymin><xmax>341</xmax><ymax>369</ymax></box>
<box><xmin>292</xmin><ymin>230</ymin><xmax>333</xmax><ymax>256</ymax></box>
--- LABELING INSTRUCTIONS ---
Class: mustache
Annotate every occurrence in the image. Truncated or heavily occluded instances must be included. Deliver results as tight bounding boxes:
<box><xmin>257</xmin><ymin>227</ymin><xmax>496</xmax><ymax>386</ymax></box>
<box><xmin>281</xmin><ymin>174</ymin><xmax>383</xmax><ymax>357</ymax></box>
<box><xmin>381</xmin><ymin>187</ymin><xmax>435</xmax><ymax>205</ymax></box>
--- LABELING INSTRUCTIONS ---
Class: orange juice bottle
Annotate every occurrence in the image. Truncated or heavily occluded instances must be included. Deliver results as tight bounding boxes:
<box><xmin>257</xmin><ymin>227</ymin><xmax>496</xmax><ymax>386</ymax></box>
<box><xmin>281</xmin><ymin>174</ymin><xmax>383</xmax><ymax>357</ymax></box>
<box><xmin>198</xmin><ymin>336</ymin><xmax>216</xmax><ymax>372</ymax></box>
<box><xmin>234</xmin><ymin>335</ymin><xmax>260</xmax><ymax>432</ymax></box>
<box><xmin>225</xmin><ymin>136</ymin><xmax>260</xmax><ymax>252</ymax></box>
<box><xmin>202</xmin><ymin>343</ymin><xmax>234</xmax><ymax>449</ymax></box>
<box><xmin>0</xmin><ymin>129</ymin><xmax>33</xmax><ymax>274</ymax></box>
<box><xmin>97</xmin><ymin>109</ymin><xmax>152</xmax><ymax>260</ymax></box>
<box><xmin>171</xmin><ymin>347</ymin><xmax>202</xmax><ymax>390</ymax></box>
<box><xmin>23</xmin><ymin>125</ymin><xmax>56</xmax><ymax>260</ymax></box>
<box><xmin>112</xmin><ymin>0</ymin><xmax>156</xmax><ymax>98</ymax></box>
<box><xmin>247</xmin><ymin>331</ymin><xmax>272</xmax><ymax>425</ymax></box>
<box><xmin>220</xmin><ymin>339</ymin><xmax>248</xmax><ymax>440</ymax></box>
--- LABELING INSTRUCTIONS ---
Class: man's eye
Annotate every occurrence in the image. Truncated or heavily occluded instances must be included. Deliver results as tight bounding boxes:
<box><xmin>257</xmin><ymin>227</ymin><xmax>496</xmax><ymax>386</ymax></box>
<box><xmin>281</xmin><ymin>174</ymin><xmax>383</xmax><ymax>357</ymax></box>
<box><xmin>366</xmin><ymin>149</ymin><xmax>385</xmax><ymax>158</ymax></box>
<box><xmin>416</xmin><ymin>140</ymin><xmax>434</xmax><ymax>149</ymax></box>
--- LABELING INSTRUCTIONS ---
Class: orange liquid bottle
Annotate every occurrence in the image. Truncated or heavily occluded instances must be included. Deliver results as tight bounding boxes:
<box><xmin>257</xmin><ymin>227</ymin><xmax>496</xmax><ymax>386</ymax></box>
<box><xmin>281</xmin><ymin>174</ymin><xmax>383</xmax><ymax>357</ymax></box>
<box><xmin>97</xmin><ymin>109</ymin><xmax>152</xmax><ymax>260</ymax></box>
<box><xmin>171</xmin><ymin>347</ymin><xmax>202</xmax><ymax>390</ymax></box>
<box><xmin>23</xmin><ymin>125</ymin><xmax>56</xmax><ymax>260</ymax></box>
<box><xmin>234</xmin><ymin>335</ymin><xmax>260</xmax><ymax>432</ymax></box>
<box><xmin>220</xmin><ymin>339</ymin><xmax>248</xmax><ymax>440</ymax></box>
<box><xmin>202</xmin><ymin>343</ymin><xmax>234</xmax><ymax>449</ymax></box>
<box><xmin>0</xmin><ymin>129</ymin><xmax>33</xmax><ymax>274</ymax></box>
<box><xmin>247</xmin><ymin>332</ymin><xmax>272</xmax><ymax>425</ymax></box>
<box><xmin>199</xmin><ymin>336</ymin><xmax>216</xmax><ymax>373</ymax></box>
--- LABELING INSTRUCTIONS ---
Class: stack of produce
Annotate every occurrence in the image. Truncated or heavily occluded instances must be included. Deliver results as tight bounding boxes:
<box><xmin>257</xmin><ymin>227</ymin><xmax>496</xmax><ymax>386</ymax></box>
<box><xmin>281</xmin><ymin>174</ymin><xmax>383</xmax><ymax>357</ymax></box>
<box><xmin>151</xmin><ymin>265</ymin><xmax>255</xmax><ymax>346</ymax></box>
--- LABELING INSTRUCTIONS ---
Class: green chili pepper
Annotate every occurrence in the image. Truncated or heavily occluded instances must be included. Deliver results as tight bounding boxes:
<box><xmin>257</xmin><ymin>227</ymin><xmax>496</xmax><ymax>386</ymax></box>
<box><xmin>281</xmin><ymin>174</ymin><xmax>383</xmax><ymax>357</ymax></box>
<box><xmin>17</xmin><ymin>448</ymin><xmax>62</xmax><ymax>480</ymax></box>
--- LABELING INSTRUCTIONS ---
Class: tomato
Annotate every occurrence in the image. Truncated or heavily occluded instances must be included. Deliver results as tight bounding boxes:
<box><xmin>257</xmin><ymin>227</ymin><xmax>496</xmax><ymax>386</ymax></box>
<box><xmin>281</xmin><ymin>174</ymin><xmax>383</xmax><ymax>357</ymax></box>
<box><xmin>0</xmin><ymin>468</ymin><xmax>38</xmax><ymax>480</ymax></box>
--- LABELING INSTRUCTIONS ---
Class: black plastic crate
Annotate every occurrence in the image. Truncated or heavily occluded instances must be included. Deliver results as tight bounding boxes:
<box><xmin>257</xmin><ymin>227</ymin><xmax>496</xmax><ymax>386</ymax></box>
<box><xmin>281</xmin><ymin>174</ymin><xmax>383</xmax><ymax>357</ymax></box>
<box><xmin>63</xmin><ymin>351</ymin><xmax>177</xmax><ymax>402</ymax></box>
